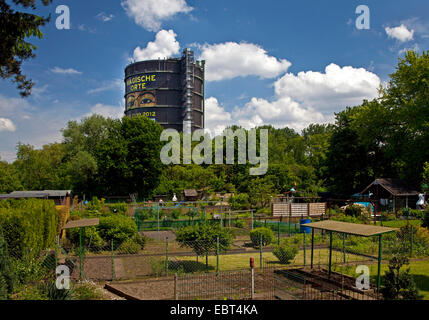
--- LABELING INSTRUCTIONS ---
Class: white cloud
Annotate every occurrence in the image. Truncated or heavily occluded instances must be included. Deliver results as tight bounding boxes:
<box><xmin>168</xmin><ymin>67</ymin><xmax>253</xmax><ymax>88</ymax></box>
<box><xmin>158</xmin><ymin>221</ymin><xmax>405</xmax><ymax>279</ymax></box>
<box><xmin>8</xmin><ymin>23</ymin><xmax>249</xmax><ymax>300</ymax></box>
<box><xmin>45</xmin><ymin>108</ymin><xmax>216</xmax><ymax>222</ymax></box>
<box><xmin>121</xmin><ymin>0</ymin><xmax>193</xmax><ymax>32</ymax></box>
<box><xmin>199</xmin><ymin>42</ymin><xmax>291</xmax><ymax>81</ymax></box>
<box><xmin>133</xmin><ymin>29</ymin><xmax>180</xmax><ymax>61</ymax></box>
<box><xmin>204</xmin><ymin>97</ymin><xmax>232</xmax><ymax>135</ymax></box>
<box><xmin>50</xmin><ymin>67</ymin><xmax>82</xmax><ymax>75</ymax></box>
<box><xmin>96</xmin><ymin>12</ymin><xmax>114</xmax><ymax>22</ymax></box>
<box><xmin>0</xmin><ymin>118</ymin><xmax>16</xmax><ymax>132</ymax></box>
<box><xmin>385</xmin><ymin>24</ymin><xmax>414</xmax><ymax>42</ymax></box>
<box><xmin>87</xmin><ymin>79</ymin><xmax>123</xmax><ymax>94</ymax></box>
<box><xmin>85</xmin><ymin>103</ymin><xmax>124</xmax><ymax>119</ymax></box>
<box><xmin>273</xmin><ymin>63</ymin><xmax>380</xmax><ymax>112</ymax></box>
<box><xmin>204</xmin><ymin>64</ymin><xmax>380</xmax><ymax>133</ymax></box>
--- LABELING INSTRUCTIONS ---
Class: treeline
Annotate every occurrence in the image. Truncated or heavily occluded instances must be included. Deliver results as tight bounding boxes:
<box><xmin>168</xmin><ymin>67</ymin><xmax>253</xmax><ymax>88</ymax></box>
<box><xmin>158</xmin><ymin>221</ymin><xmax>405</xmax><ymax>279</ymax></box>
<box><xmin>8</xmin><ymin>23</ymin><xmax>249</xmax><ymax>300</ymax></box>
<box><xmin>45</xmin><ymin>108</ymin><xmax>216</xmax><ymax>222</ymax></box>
<box><xmin>0</xmin><ymin>51</ymin><xmax>428</xmax><ymax>201</ymax></box>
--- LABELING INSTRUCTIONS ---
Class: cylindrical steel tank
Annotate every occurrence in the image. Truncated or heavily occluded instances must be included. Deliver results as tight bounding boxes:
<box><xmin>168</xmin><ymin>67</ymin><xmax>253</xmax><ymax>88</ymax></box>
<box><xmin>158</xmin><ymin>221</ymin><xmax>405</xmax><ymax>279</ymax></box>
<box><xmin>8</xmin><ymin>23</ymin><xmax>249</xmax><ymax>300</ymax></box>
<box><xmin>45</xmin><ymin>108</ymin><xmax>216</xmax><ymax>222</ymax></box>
<box><xmin>124</xmin><ymin>49</ymin><xmax>204</xmax><ymax>133</ymax></box>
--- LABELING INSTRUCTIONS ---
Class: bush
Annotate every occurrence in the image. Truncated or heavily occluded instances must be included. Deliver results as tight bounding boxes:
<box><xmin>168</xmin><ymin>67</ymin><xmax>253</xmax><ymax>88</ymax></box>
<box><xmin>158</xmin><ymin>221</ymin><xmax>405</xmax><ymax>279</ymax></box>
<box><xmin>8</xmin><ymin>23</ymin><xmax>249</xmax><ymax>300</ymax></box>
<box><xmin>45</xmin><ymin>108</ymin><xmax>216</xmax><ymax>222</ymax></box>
<box><xmin>422</xmin><ymin>209</ymin><xmax>429</xmax><ymax>229</ymax></box>
<box><xmin>98</xmin><ymin>215</ymin><xmax>138</xmax><ymax>245</ymax></box>
<box><xmin>134</xmin><ymin>208</ymin><xmax>154</xmax><ymax>221</ymax></box>
<box><xmin>0</xmin><ymin>199</ymin><xmax>58</xmax><ymax>260</ymax></box>
<box><xmin>234</xmin><ymin>220</ymin><xmax>246</xmax><ymax>228</ymax></box>
<box><xmin>11</xmin><ymin>284</ymin><xmax>48</xmax><ymax>300</ymax></box>
<box><xmin>67</xmin><ymin>226</ymin><xmax>105</xmax><ymax>250</ymax></box>
<box><xmin>72</xmin><ymin>281</ymin><xmax>103</xmax><ymax>300</ymax></box>
<box><xmin>250</xmin><ymin>227</ymin><xmax>274</xmax><ymax>247</ymax></box>
<box><xmin>171</xmin><ymin>208</ymin><xmax>181</xmax><ymax>220</ymax></box>
<box><xmin>381</xmin><ymin>254</ymin><xmax>422</xmax><ymax>300</ymax></box>
<box><xmin>107</xmin><ymin>203</ymin><xmax>128</xmax><ymax>215</ymax></box>
<box><xmin>345</xmin><ymin>205</ymin><xmax>362</xmax><ymax>217</ymax></box>
<box><xmin>273</xmin><ymin>242</ymin><xmax>298</xmax><ymax>264</ymax></box>
<box><xmin>228</xmin><ymin>194</ymin><xmax>250</xmax><ymax>210</ymax></box>
<box><xmin>0</xmin><ymin>226</ymin><xmax>15</xmax><ymax>299</ymax></box>
<box><xmin>117</xmin><ymin>238</ymin><xmax>141</xmax><ymax>254</ymax></box>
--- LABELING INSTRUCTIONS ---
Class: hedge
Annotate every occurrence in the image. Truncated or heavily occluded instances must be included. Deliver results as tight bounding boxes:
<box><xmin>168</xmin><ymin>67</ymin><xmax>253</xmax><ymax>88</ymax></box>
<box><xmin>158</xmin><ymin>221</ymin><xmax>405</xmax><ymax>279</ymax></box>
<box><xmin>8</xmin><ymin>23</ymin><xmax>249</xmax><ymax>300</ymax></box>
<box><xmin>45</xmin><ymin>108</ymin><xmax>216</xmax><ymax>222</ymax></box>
<box><xmin>0</xmin><ymin>199</ymin><xmax>58</xmax><ymax>260</ymax></box>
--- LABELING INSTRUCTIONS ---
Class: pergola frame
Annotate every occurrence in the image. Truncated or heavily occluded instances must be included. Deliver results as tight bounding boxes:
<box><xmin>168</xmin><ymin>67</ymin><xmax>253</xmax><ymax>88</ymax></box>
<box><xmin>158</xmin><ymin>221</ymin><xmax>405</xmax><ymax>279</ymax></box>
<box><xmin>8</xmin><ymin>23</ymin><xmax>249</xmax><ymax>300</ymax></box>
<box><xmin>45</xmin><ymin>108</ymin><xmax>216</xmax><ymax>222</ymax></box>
<box><xmin>302</xmin><ymin>220</ymin><xmax>397</xmax><ymax>292</ymax></box>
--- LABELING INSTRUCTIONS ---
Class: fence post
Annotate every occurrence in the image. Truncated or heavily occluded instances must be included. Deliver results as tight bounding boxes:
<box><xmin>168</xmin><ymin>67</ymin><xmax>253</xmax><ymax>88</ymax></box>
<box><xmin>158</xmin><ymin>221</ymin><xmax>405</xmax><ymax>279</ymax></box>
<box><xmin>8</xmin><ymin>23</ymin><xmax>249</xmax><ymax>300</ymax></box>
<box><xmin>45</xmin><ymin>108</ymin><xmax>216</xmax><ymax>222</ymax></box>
<box><xmin>410</xmin><ymin>225</ymin><xmax>414</xmax><ymax>258</ymax></box>
<box><xmin>251</xmin><ymin>210</ymin><xmax>254</xmax><ymax>230</ymax></box>
<box><xmin>216</xmin><ymin>236</ymin><xmax>219</xmax><ymax>275</ymax></box>
<box><xmin>229</xmin><ymin>208</ymin><xmax>231</xmax><ymax>228</ymax></box>
<box><xmin>250</xmin><ymin>258</ymin><xmax>255</xmax><ymax>300</ymax></box>
<box><xmin>166</xmin><ymin>237</ymin><xmax>169</xmax><ymax>275</ymax></box>
<box><xmin>278</xmin><ymin>221</ymin><xmax>280</xmax><ymax>245</ymax></box>
<box><xmin>174</xmin><ymin>273</ymin><xmax>178</xmax><ymax>300</ymax></box>
<box><xmin>303</xmin><ymin>232</ymin><xmax>306</xmax><ymax>266</ymax></box>
<box><xmin>343</xmin><ymin>233</ymin><xmax>346</xmax><ymax>264</ymax></box>
<box><xmin>259</xmin><ymin>234</ymin><xmax>263</xmax><ymax>269</ymax></box>
<box><xmin>79</xmin><ymin>227</ymin><xmax>83</xmax><ymax>281</ymax></box>
<box><xmin>111</xmin><ymin>239</ymin><xmax>115</xmax><ymax>281</ymax></box>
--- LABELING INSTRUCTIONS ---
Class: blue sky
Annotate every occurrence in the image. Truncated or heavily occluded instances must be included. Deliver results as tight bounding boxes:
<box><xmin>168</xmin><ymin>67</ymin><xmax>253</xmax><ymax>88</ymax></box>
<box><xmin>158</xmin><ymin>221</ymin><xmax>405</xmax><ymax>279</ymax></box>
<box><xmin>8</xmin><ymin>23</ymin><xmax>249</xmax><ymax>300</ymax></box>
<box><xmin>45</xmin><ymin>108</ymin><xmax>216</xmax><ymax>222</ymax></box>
<box><xmin>0</xmin><ymin>0</ymin><xmax>428</xmax><ymax>161</ymax></box>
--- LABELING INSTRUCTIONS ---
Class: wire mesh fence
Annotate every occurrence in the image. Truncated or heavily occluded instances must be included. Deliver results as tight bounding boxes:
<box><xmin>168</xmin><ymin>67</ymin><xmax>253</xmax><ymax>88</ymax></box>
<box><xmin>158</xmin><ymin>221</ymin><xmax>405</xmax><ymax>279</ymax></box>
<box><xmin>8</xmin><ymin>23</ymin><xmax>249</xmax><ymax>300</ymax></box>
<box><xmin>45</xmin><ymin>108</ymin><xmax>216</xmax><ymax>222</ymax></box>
<box><xmin>1</xmin><ymin>215</ymin><xmax>428</xmax><ymax>300</ymax></box>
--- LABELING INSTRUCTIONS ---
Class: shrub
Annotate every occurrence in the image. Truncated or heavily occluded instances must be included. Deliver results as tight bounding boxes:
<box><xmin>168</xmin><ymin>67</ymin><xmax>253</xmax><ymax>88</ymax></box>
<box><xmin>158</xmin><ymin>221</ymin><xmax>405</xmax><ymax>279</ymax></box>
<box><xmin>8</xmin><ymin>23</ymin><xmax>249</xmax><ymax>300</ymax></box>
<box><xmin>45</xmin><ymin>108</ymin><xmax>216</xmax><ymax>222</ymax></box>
<box><xmin>250</xmin><ymin>227</ymin><xmax>274</xmax><ymax>247</ymax></box>
<box><xmin>381</xmin><ymin>254</ymin><xmax>422</xmax><ymax>300</ymax></box>
<box><xmin>72</xmin><ymin>281</ymin><xmax>103</xmax><ymax>300</ymax></box>
<box><xmin>134</xmin><ymin>208</ymin><xmax>153</xmax><ymax>221</ymax></box>
<box><xmin>0</xmin><ymin>199</ymin><xmax>58</xmax><ymax>260</ymax></box>
<box><xmin>422</xmin><ymin>209</ymin><xmax>429</xmax><ymax>229</ymax></box>
<box><xmin>171</xmin><ymin>208</ymin><xmax>181</xmax><ymax>220</ymax></box>
<box><xmin>117</xmin><ymin>238</ymin><xmax>141</xmax><ymax>254</ymax></box>
<box><xmin>107</xmin><ymin>203</ymin><xmax>128</xmax><ymax>215</ymax></box>
<box><xmin>345</xmin><ymin>205</ymin><xmax>362</xmax><ymax>217</ymax></box>
<box><xmin>273</xmin><ymin>242</ymin><xmax>298</xmax><ymax>264</ymax></box>
<box><xmin>67</xmin><ymin>226</ymin><xmax>105</xmax><ymax>250</ymax></box>
<box><xmin>11</xmin><ymin>284</ymin><xmax>48</xmax><ymax>300</ymax></box>
<box><xmin>0</xmin><ymin>226</ymin><xmax>15</xmax><ymax>299</ymax></box>
<box><xmin>228</xmin><ymin>194</ymin><xmax>250</xmax><ymax>210</ymax></box>
<box><xmin>234</xmin><ymin>220</ymin><xmax>246</xmax><ymax>228</ymax></box>
<box><xmin>98</xmin><ymin>215</ymin><xmax>138</xmax><ymax>245</ymax></box>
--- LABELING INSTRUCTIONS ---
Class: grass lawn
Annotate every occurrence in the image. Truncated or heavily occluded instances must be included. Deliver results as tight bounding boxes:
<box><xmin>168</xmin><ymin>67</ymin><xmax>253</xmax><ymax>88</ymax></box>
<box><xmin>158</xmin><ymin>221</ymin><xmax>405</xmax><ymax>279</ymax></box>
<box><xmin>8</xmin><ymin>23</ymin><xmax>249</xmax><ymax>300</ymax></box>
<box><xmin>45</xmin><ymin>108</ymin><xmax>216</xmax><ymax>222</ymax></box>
<box><xmin>376</xmin><ymin>219</ymin><xmax>421</xmax><ymax>228</ymax></box>
<box><xmin>175</xmin><ymin>248</ymin><xmax>371</xmax><ymax>272</ymax></box>
<box><xmin>337</xmin><ymin>259</ymin><xmax>429</xmax><ymax>300</ymax></box>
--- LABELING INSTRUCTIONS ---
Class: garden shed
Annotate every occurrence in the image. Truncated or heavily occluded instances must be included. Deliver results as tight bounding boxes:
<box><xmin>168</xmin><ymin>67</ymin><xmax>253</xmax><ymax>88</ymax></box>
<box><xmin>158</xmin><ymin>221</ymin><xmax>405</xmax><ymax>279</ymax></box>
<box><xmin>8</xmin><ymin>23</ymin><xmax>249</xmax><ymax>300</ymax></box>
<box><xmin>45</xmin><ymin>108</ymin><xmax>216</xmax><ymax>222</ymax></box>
<box><xmin>360</xmin><ymin>178</ymin><xmax>420</xmax><ymax>212</ymax></box>
<box><xmin>183</xmin><ymin>189</ymin><xmax>199</xmax><ymax>201</ymax></box>
<box><xmin>0</xmin><ymin>190</ymin><xmax>72</xmax><ymax>206</ymax></box>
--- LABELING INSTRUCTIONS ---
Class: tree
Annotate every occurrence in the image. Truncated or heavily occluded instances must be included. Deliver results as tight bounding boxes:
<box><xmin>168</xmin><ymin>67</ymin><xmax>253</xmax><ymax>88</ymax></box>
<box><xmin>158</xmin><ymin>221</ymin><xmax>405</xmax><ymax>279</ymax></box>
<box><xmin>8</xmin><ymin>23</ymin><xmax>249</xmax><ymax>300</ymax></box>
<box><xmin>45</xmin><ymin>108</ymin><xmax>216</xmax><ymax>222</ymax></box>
<box><xmin>175</xmin><ymin>223</ymin><xmax>232</xmax><ymax>268</ymax></box>
<box><xmin>0</xmin><ymin>0</ymin><xmax>53</xmax><ymax>96</ymax></box>
<box><xmin>380</xmin><ymin>254</ymin><xmax>421</xmax><ymax>300</ymax></box>
<box><xmin>0</xmin><ymin>225</ymin><xmax>16</xmax><ymax>299</ymax></box>
<box><xmin>13</xmin><ymin>143</ymin><xmax>68</xmax><ymax>190</ymax></box>
<box><xmin>0</xmin><ymin>158</ymin><xmax>22</xmax><ymax>193</ymax></box>
<box><xmin>248</xmin><ymin>177</ymin><xmax>276</xmax><ymax>208</ymax></box>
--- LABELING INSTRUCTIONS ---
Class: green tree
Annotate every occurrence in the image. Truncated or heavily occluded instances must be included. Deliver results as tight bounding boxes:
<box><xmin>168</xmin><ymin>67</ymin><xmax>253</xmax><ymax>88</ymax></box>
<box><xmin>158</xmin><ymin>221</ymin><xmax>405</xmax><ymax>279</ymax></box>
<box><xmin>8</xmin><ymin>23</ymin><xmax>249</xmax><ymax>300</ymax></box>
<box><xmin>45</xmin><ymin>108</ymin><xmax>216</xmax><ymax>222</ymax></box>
<box><xmin>0</xmin><ymin>158</ymin><xmax>22</xmax><ymax>193</ymax></box>
<box><xmin>248</xmin><ymin>177</ymin><xmax>276</xmax><ymax>208</ymax></box>
<box><xmin>380</xmin><ymin>254</ymin><xmax>422</xmax><ymax>300</ymax></box>
<box><xmin>13</xmin><ymin>143</ymin><xmax>68</xmax><ymax>190</ymax></box>
<box><xmin>0</xmin><ymin>0</ymin><xmax>53</xmax><ymax>96</ymax></box>
<box><xmin>175</xmin><ymin>223</ymin><xmax>232</xmax><ymax>268</ymax></box>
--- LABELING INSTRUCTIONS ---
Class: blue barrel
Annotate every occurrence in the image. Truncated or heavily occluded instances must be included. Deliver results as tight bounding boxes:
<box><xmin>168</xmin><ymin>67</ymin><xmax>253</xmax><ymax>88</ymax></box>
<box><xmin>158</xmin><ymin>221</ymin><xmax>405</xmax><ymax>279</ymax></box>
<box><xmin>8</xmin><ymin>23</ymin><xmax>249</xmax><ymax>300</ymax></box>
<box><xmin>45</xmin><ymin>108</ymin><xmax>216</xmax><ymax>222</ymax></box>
<box><xmin>300</xmin><ymin>219</ymin><xmax>311</xmax><ymax>234</ymax></box>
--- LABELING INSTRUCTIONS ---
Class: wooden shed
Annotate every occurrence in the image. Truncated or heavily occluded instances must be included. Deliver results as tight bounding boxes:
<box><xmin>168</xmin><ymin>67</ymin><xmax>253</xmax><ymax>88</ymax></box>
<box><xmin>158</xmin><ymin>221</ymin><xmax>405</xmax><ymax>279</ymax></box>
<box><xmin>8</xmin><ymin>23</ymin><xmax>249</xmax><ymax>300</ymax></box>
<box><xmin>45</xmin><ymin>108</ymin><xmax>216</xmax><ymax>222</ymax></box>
<box><xmin>360</xmin><ymin>178</ymin><xmax>420</xmax><ymax>212</ymax></box>
<box><xmin>183</xmin><ymin>189</ymin><xmax>199</xmax><ymax>201</ymax></box>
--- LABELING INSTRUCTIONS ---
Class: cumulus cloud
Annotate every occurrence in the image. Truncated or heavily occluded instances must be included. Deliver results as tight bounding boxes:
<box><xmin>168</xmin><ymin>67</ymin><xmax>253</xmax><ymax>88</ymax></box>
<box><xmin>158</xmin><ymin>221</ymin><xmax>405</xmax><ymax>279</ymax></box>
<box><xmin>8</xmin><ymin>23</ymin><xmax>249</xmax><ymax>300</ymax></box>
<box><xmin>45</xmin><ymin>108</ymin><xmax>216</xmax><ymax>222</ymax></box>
<box><xmin>199</xmin><ymin>42</ymin><xmax>291</xmax><ymax>81</ymax></box>
<box><xmin>133</xmin><ymin>29</ymin><xmax>180</xmax><ymax>61</ymax></box>
<box><xmin>385</xmin><ymin>24</ymin><xmax>414</xmax><ymax>42</ymax></box>
<box><xmin>204</xmin><ymin>97</ymin><xmax>232</xmax><ymax>135</ymax></box>
<box><xmin>85</xmin><ymin>103</ymin><xmax>124</xmax><ymax>119</ymax></box>
<box><xmin>0</xmin><ymin>118</ymin><xmax>16</xmax><ymax>132</ymax></box>
<box><xmin>273</xmin><ymin>63</ymin><xmax>381</xmax><ymax>112</ymax></box>
<box><xmin>50</xmin><ymin>67</ymin><xmax>82</xmax><ymax>75</ymax></box>
<box><xmin>121</xmin><ymin>0</ymin><xmax>193</xmax><ymax>32</ymax></box>
<box><xmin>204</xmin><ymin>64</ymin><xmax>380</xmax><ymax>133</ymax></box>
